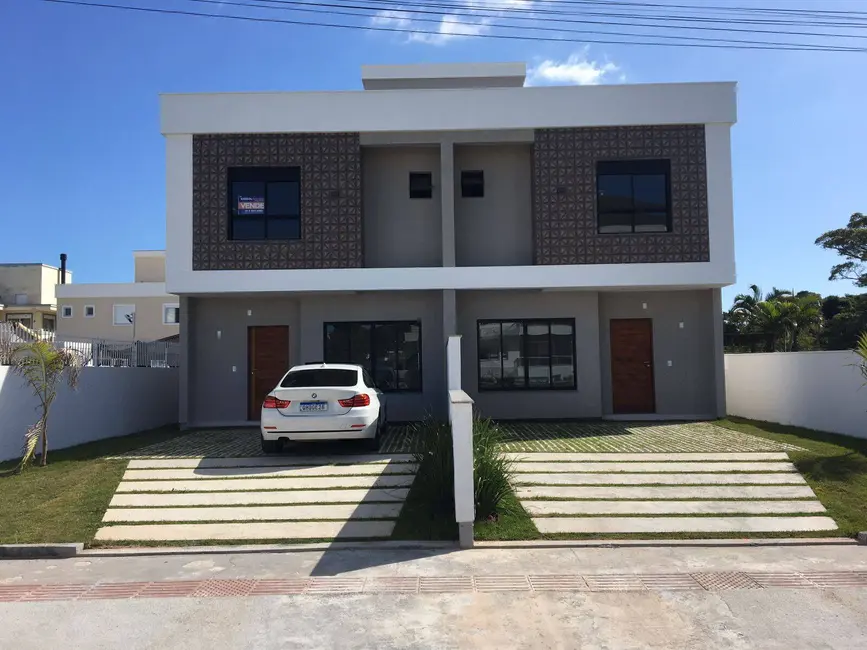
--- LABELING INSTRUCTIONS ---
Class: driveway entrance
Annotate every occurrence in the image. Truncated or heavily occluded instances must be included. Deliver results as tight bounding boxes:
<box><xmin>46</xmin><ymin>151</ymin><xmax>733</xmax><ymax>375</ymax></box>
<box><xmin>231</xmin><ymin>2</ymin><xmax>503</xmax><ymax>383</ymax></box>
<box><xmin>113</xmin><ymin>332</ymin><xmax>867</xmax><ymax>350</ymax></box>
<box><xmin>97</xmin><ymin>432</ymin><xmax>417</xmax><ymax>544</ymax></box>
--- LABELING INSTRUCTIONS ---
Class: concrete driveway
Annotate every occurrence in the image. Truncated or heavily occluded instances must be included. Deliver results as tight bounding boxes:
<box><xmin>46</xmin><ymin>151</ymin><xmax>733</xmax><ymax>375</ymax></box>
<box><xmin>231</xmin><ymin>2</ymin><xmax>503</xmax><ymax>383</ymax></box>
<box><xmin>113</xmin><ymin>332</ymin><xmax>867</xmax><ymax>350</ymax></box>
<box><xmin>99</xmin><ymin>437</ymin><xmax>418</xmax><ymax>544</ymax></box>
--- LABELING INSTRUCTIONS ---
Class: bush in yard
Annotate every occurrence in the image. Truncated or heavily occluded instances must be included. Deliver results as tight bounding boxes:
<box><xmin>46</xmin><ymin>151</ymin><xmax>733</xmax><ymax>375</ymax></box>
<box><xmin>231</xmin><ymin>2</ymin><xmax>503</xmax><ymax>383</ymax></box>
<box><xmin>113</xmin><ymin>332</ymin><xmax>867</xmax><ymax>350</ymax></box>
<box><xmin>410</xmin><ymin>414</ymin><xmax>514</xmax><ymax>521</ymax></box>
<box><xmin>8</xmin><ymin>339</ymin><xmax>85</xmax><ymax>471</ymax></box>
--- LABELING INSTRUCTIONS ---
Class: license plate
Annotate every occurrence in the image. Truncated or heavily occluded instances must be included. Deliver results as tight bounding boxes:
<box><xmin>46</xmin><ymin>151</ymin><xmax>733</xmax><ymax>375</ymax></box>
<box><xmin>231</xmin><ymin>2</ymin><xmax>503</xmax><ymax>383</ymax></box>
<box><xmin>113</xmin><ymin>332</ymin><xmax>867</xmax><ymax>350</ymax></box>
<box><xmin>300</xmin><ymin>401</ymin><xmax>328</xmax><ymax>412</ymax></box>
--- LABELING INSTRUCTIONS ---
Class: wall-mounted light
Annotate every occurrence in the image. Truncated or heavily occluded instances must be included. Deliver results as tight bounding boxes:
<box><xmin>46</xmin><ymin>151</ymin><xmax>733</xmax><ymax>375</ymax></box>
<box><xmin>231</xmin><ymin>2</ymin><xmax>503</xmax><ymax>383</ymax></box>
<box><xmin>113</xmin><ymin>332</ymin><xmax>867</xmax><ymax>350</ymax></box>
<box><xmin>217</xmin><ymin>330</ymin><xmax>221</xmax><ymax>340</ymax></box>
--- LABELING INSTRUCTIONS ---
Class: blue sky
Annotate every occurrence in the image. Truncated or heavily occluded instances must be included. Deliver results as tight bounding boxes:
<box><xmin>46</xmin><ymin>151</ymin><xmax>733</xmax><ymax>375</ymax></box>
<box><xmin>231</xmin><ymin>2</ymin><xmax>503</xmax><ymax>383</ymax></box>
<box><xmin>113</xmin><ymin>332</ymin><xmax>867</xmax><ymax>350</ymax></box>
<box><xmin>1</xmin><ymin>0</ymin><xmax>865</xmax><ymax>306</ymax></box>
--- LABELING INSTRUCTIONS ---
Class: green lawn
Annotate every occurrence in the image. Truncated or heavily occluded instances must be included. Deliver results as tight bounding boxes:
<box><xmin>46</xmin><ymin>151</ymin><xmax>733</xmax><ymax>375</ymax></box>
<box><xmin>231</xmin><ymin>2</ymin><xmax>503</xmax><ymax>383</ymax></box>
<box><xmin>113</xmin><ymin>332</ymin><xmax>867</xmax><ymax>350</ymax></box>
<box><xmin>0</xmin><ymin>427</ymin><xmax>184</xmax><ymax>545</ymax></box>
<box><xmin>716</xmin><ymin>417</ymin><xmax>867</xmax><ymax>538</ymax></box>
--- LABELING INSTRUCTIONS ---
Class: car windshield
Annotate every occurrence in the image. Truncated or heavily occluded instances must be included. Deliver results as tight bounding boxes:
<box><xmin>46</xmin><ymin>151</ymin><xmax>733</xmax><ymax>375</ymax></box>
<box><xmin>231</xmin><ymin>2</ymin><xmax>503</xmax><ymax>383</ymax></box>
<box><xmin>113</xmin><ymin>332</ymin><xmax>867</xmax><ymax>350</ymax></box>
<box><xmin>280</xmin><ymin>369</ymin><xmax>358</xmax><ymax>388</ymax></box>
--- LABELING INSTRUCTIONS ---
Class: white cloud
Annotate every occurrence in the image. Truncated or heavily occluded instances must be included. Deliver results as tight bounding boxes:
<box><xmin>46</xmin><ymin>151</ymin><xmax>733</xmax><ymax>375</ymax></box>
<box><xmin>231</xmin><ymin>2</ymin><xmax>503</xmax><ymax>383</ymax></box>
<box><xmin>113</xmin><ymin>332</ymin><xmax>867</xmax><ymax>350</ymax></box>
<box><xmin>527</xmin><ymin>52</ymin><xmax>620</xmax><ymax>86</ymax></box>
<box><xmin>372</xmin><ymin>10</ymin><xmax>491</xmax><ymax>46</ymax></box>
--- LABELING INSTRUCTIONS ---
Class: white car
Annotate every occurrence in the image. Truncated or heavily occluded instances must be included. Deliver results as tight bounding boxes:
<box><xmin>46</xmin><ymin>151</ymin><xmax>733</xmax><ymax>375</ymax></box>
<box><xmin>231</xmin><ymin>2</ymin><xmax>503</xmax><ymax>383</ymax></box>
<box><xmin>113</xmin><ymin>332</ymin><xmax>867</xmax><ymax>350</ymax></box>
<box><xmin>259</xmin><ymin>363</ymin><xmax>387</xmax><ymax>453</ymax></box>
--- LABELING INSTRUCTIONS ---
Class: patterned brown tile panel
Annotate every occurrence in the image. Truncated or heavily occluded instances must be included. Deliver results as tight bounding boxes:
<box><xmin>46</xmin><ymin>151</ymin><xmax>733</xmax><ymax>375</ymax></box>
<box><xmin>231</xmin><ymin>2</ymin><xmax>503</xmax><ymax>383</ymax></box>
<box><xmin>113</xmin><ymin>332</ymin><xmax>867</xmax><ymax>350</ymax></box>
<box><xmin>192</xmin><ymin>133</ymin><xmax>363</xmax><ymax>270</ymax></box>
<box><xmin>533</xmin><ymin>125</ymin><xmax>709</xmax><ymax>265</ymax></box>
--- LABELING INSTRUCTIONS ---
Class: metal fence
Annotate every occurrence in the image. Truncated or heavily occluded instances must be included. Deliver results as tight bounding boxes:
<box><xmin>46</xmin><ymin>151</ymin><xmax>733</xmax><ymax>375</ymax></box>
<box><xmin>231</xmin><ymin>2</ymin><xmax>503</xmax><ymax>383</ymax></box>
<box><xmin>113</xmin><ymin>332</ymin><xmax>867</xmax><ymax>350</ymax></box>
<box><xmin>0</xmin><ymin>322</ymin><xmax>179</xmax><ymax>368</ymax></box>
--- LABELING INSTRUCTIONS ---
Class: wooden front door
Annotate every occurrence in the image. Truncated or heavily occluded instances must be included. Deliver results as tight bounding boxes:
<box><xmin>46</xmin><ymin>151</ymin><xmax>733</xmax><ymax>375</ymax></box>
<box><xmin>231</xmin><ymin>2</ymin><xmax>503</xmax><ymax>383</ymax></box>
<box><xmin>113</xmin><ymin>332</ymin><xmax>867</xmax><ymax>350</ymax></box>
<box><xmin>610</xmin><ymin>319</ymin><xmax>655</xmax><ymax>414</ymax></box>
<box><xmin>248</xmin><ymin>326</ymin><xmax>290</xmax><ymax>420</ymax></box>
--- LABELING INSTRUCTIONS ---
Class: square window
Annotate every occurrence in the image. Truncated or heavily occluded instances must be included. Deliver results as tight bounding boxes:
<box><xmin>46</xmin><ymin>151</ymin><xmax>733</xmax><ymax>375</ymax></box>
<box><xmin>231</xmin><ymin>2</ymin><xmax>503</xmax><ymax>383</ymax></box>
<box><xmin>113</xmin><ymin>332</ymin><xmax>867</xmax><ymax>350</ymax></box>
<box><xmin>163</xmin><ymin>304</ymin><xmax>180</xmax><ymax>325</ymax></box>
<box><xmin>14</xmin><ymin>293</ymin><xmax>28</xmax><ymax>305</ymax></box>
<box><xmin>113</xmin><ymin>304</ymin><xmax>135</xmax><ymax>326</ymax></box>
<box><xmin>409</xmin><ymin>172</ymin><xmax>433</xmax><ymax>199</ymax></box>
<box><xmin>461</xmin><ymin>170</ymin><xmax>484</xmax><ymax>198</ymax></box>
<box><xmin>61</xmin><ymin>305</ymin><xmax>73</xmax><ymax>318</ymax></box>
<box><xmin>596</xmin><ymin>160</ymin><xmax>671</xmax><ymax>234</ymax></box>
<box><xmin>228</xmin><ymin>167</ymin><xmax>301</xmax><ymax>241</ymax></box>
<box><xmin>84</xmin><ymin>305</ymin><xmax>95</xmax><ymax>318</ymax></box>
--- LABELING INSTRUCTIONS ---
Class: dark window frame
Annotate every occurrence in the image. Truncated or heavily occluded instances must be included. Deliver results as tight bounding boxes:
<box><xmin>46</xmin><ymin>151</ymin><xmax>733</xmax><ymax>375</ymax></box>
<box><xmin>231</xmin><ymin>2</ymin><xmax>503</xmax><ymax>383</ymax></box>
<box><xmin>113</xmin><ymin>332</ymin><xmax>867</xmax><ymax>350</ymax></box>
<box><xmin>595</xmin><ymin>159</ymin><xmax>672</xmax><ymax>234</ymax></box>
<box><xmin>476</xmin><ymin>318</ymin><xmax>577</xmax><ymax>392</ymax></box>
<box><xmin>323</xmin><ymin>320</ymin><xmax>423</xmax><ymax>393</ymax></box>
<box><xmin>408</xmin><ymin>172</ymin><xmax>433</xmax><ymax>199</ymax></box>
<box><xmin>227</xmin><ymin>166</ymin><xmax>302</xmax><ymax>241</ymax></box>
<box><xmin>460</xmin><ymin>170</ymin><xmax>485</xmax><ymax>198</ymax></box>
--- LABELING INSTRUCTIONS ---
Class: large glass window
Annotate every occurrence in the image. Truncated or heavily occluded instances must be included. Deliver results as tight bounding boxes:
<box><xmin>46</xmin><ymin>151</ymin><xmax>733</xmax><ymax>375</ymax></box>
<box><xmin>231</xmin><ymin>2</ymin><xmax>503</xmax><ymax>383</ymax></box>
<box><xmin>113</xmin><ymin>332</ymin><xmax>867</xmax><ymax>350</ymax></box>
<box><xmin>477</xmin><ymin>319</ymin><xmax>576</xmax><ymax>391</ymax></box>
<box><xmin>228</xmin><ymin>167</ymin><xmax>301</xmax><ymax>241</ymax></box>
<box><xmin>596</xmin><ymin>160</ymin><xmax>671</xmax><ymax>234</ymax></box>
<box><xmin>324</xmin><ymin>321</ymin><xmax>422</xmax><ymax>392</ymax></box>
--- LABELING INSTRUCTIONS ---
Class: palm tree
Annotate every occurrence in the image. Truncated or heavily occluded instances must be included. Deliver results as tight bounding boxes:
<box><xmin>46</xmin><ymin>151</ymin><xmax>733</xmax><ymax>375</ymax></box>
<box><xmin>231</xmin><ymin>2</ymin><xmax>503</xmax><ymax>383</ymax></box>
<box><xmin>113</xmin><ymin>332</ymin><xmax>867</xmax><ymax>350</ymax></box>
<box><xmin>9</xmin><ymin>339</ymin><xmax>84</xmax><ymax>470</ymax></box>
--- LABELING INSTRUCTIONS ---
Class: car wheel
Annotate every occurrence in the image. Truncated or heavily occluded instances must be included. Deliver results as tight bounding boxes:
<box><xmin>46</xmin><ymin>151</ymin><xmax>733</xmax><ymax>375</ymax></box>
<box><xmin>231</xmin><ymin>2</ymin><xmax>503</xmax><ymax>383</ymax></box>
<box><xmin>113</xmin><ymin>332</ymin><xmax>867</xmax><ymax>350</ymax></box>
<box><xmin>261</xmin><ymin>436</ymin><xmax>281</xmax><ymax>454</ymax></box>
<box><xmin>364</xmin><ymin>419</ymin><xmax>382</xmax><ymax>452</ymax></box>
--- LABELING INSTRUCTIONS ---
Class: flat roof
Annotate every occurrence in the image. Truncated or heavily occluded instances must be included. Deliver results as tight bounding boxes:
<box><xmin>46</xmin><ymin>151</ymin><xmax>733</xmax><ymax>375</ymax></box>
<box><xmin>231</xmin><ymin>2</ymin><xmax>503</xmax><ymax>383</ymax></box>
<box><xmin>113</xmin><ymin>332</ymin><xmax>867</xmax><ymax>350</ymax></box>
<box><xmin>361</xmin><ymin>62</ymin><xmax>526</xmax><ymax>90</ymax></box>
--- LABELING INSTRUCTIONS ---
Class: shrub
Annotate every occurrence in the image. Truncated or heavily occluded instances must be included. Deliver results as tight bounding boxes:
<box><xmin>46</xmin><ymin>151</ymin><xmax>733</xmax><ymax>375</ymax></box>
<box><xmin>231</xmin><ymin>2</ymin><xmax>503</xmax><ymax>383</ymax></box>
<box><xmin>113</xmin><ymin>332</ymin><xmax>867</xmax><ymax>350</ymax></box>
<box><xmin>410</xmin><ymin>414</ymin><xmax>514</xmax><ymax>521</ymax></box>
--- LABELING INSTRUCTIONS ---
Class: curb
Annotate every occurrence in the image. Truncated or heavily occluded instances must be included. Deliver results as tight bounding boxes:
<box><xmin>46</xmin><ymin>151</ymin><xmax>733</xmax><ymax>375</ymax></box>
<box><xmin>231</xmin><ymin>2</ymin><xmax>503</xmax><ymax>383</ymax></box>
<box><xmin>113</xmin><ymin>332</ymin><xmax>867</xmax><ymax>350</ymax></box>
<box><xmin>80</xmin><ymin>540</ymin><xmax>458</xmax><ymax>557</ymax></box>
<box><xmin>473</xmin><ymin>537</ymin><xmax>858</xmax><ymax>549</ymax></box>
<box><xmin>0</xmin><ymin>544</ymin><xmax>83</xmax><ymax>559</ymax></box>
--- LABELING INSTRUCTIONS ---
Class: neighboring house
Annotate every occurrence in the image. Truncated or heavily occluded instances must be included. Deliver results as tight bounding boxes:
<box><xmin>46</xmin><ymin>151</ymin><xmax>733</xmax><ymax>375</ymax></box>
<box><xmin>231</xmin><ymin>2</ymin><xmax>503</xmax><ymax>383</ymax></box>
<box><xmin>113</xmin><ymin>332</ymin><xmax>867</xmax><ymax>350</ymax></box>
<box><xmin>0</xmin><ymin>261</ymin><xmax>71</xmax><ymax>332</ymax></box>
<box><xmin>55</xmin><ymin>251</ymin><xmax>179</xmax><ymax>342</ymax></box>
<box><xmin>161</xmin><ymin>62</ymin><xmax>737</xmax><ymax>427</ymax></box>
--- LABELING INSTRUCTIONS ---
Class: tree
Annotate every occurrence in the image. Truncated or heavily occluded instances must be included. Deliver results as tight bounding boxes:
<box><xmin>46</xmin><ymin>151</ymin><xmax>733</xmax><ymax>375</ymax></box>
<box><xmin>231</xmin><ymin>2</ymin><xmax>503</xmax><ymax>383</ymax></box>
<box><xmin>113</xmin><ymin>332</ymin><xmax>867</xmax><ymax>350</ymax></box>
<box><xmin>815</xmin><ymin>212</ymin><xmax>867</xmax><ymax>287</ymax></box>
<box><xmin>822</xmin><ymin>294</ymin><xmax>867</xmax><ymax>350</ymax></box>
<box><xmin>854</xmin><ymin>332</ymin><xmax>867</xmax><ymax>387</ymax></box>
<box><xmin>9</xmin><ymin>339</ymin><xmax>84</xmax><ymax>471</ymax></box>
<box><xmin>724</xmin><ymin>286</ymin><xmax>823</xmax><ymax>352</ymax></box>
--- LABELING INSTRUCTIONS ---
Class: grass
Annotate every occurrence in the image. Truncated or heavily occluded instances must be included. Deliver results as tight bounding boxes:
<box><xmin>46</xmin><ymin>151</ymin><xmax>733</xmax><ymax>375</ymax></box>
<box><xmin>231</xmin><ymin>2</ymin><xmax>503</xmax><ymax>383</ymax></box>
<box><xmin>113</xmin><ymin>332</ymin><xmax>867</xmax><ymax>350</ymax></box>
<box><xmin>715</xmin><ymin>417</ymin><xmax>867</xmax><ymax>538</ymax></box>
<box><xmin>0</xmin><ymin>426</ymin><xmax>185</xmax><ymax>545</ymax></box>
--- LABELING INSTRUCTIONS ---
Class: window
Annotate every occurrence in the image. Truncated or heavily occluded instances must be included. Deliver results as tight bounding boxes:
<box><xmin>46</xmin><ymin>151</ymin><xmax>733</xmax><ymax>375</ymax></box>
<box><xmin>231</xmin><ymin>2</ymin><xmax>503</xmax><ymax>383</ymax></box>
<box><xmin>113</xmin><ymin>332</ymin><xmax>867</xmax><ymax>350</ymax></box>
<box><xmin>409</xmin><ymin>172</ymin><xmax>433</xmax><ymax>199</ymax></box>
<box><xmin>60</xmin><ymin>305</ymin><xmax>73</xmax><ymax>318</ymax></box>
<box><xmin>280</xmin><ymin>368</ymin><xmax>358</xmax><ymax>388</ymax></box>
<box><xmin>228</xmin><ymin>167</ymin><xmax>301</xmax><ymax>241</ymax></box>
<box><xmin>84</xmin><ymin>305</ymin><xmax>95</xmax><ymax>318</ymax></box>
<box><xmin>163</xmin><ymin>303</ymin><xmax>180</xmax><ymax>325</ymax></box>
<box><xmin>461</xmin><ymin>170</ymin><xmax>484</xmax><ymax>198</ymax></box>
<box><xmin>324</xmin><ymin>321</ymin><xmax>422</xmax><ymax>392</ymax></box>
<box><xmin>6</xmin><ymin>313</ymin><xmax>33</xmax><ymax>328</ymax></box>
<box><xmin>113</xmin><ymin>304</ymin><xmax>135</xmax><ymax>326</ymax></box>
<box><xmin>477</xmin><ymin>319</ymin><xmax>576</xmax><ymax>391</ymax></box>
<box><xmin>596</xmin><ymin>160</ymin><xmax>671</xmax><ymax>234</ymax></box>
<box><xmin>42</xmin><ymin>315</ymin><xmax>56</xmax><ymax>332</ymax></box>
<box><xmin>14</xmin><ymin>293</ymin><xmax>27</xmax><ymax>305</ymax></box>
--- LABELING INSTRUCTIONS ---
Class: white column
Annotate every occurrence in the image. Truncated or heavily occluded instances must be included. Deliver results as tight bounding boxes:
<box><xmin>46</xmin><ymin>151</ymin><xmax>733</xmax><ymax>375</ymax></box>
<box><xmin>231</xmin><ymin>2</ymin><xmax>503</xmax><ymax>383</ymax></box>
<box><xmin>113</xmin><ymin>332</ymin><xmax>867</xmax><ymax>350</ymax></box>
<box><xmin>449</xmin><ymin>389</ymin><xmax>475</xmax><ymax>548</ymax></box>
<box><xmin>712</xmin><ymin>288</ymin><xmax>727</xmax><ymax>418</ymax></box>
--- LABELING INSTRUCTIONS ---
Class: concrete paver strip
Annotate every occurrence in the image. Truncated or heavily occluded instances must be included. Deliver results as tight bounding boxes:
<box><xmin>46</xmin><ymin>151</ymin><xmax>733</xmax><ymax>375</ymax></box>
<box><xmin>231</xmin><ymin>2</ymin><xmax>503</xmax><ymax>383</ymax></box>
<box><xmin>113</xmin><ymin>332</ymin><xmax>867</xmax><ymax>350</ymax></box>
<box><xmin>533</xmin><ymin>516</ymin><xmax>838</xmax><ymax>534</ymax></box>
<box><xmin>503</xmin><ymin>452</ymin><xmax>790</xmax><ymax>462</ymax></box>
<box><xmin>115</xmin><ymin>475</ymin><xmax>415</xmax><ymax>492</ymax></box>
<box><xmin>524</xmin><ymin>500</ymin><xmax>827</xmax><ymax>516</ymax></box>
<box><xmin>511</xmin><ymin>461</ymin><xmax>798</xmax><ymax>473</ymax></box>
<box><xmin>94</xmin><ymin>521</ymin><xmax>395</xmax><ymax>541</ymax></box>
<box><xmin>515</xmin><ymin>485</ymin><xmax>818</xmax><ymax>500</ymax></box>
<box><xmin>122</xmin><ymin>464</ymin><xmax>417</xmax><ymax>480</ymax></box>
<box><xmin>109</xmin><ymin>488</ymin><xmax>410</xmax><ymax>507</ymax></box>
<box><xmin>102</xmin><ymin>504</ymin><xmax>404</xmax><ymax>522</ymax></box>
<box><xmin>125</xmin><ymin>455</ymin><xmax>415</xmax><ymax>469</ymax></box>
<box><xmin>513</xmin><ymin>472</ymin><xmax>806</xmax><ymax>486</ymax></box>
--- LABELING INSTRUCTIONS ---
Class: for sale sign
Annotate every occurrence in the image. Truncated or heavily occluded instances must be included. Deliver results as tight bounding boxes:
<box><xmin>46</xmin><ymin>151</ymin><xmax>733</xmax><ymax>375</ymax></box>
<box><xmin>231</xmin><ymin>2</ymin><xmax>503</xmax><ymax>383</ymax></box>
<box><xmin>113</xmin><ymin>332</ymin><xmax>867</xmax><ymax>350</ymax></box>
<box><xmin>238</xmin><ymin>196</ymin><xmax>265</xmax><ymax>215</ymax></box>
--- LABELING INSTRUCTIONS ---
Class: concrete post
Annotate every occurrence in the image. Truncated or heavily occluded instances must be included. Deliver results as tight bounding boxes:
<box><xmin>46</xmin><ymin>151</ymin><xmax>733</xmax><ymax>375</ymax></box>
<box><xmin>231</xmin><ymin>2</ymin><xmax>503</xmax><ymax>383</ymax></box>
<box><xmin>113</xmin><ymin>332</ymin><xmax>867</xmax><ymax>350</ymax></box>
<box><xmin>447</xmin><ymin>334</ymin><xmax>462</xmax><ymax>391</ymax></box>
<box><xmin>712</xmin><ymin>288</ymin><xmax>727</xmax><ymax>418</ymax></box>
<box><xmin>178</xmin><ymin>295</ymin><xmax>191</xmax><ymax>429</ymax></box>
<box><xmin>440</xmin><ymin>140</ymin><xmax>455</xmax><ymax>267</ymax></box>
<box><xmin>449</xmin><ymin>389</ymin><xmax>475</xmax><ymax>548</ymax></box>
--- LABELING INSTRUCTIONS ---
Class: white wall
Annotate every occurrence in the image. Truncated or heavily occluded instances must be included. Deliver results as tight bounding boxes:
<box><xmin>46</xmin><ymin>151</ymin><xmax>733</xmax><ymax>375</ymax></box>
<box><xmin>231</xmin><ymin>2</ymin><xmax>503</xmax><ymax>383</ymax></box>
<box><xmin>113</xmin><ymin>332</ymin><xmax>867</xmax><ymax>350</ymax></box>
<box><xmin>725</xmin><ymin>351</ymin><xmax>867</xmax><ymax>439</ymax></box>
<box><xmin>0</xmin><ymin>367</ymin><xmax>178</xmax><ymax>461</ymax></box>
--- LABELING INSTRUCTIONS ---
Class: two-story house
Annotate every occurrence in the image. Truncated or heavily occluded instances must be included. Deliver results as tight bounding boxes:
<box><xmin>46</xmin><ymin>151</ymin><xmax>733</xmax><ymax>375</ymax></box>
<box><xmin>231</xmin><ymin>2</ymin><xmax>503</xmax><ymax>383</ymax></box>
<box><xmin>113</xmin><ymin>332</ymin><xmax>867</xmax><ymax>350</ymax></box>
<box><xmin>161</xmin><ymin>63</ymin><xmax>736</xmax><ymax>428</ymax></box>
<box><xmin>55</xmin><ymin>250</ymin><xmax>179</xmax><ymax>342</ymax></box>
<box><xmin>0</xmin><ymin>261</ymin><xmax>71</xmax><ymax>332</ymax></box>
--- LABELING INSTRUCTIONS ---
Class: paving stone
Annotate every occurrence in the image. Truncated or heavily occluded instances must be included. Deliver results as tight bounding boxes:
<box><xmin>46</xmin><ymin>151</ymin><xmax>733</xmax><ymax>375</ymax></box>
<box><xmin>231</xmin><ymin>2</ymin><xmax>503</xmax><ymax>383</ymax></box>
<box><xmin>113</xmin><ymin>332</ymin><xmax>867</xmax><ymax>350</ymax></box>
<box><xmin>122</xmin><ymin>464</ymin><xmax>417</xmax><ymax>481</ymax></box>
<box><xmin>524</xmin><ymin>500</ymin><xmax>827</xmax><ymax>516</ymax></box>
<box><xmin>109</xmin><ymin>489</ymin><xmax>410</xmax><ymax>507</ymax></box>
<box><xmin>514</xmin><ymin>473</ymin><xmax>806</xmax><ymax>486</ymax></box>
<box><xmin>126</xmin><ymin>455</ymin><xmax>415</xmax><ymax>469</ymax></box>
<box><xmin>511</xmin><ymin>462</ymin><xmax>797</xmax><ymax>474</ymax></box>
<box><xmin>534</xmin><ymin>516</ymin><xmax>839</xmax><ymax>534</ymax></box>
<box><xmin>115</xmin><ymin>475</ymin><xmax>415</xmax><ymax>492</ymax></box>
<box><xmin>94</xmin><ymin>521</ymin><xmax>395</xmax><ymax>542</ymax></box>
<box><xmin>103</xmin><ymin>503</ymin><xmax>404</xmax><ymax>522</ymax></box>
<box><xmin>515</xmin><ymin>485</ymin><xmax>818</xmax><ymax>500</ymax></box>
<box><xmin>503</xmin><ymin>452</ymin><xmax>790</xmax><ymax>462</ymax></box>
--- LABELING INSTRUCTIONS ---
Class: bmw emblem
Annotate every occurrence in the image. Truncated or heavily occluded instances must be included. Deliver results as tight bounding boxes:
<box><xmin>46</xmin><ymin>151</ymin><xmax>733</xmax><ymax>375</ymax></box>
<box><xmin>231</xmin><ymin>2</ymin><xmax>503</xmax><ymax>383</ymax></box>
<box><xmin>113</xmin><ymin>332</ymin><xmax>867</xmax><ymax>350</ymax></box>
<box><xmin>311</xmin><ymin>392</ymin><xmax>317</xmax><ymax>398</ymax></box>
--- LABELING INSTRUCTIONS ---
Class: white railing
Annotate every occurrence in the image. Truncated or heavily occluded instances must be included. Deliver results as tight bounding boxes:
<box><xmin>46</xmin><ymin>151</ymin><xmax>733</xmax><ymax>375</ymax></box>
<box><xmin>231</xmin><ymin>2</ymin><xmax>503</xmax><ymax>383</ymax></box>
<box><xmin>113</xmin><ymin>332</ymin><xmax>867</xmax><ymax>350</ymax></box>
<box><xmin>447</xmin><ymin>335</ymin><xmax>475</xmax><ymax>548</ymax></box>
<box><xmin>0</xmin><ymin>322</ymin><xmax>179</xmax><ymax>368</ymax></box>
